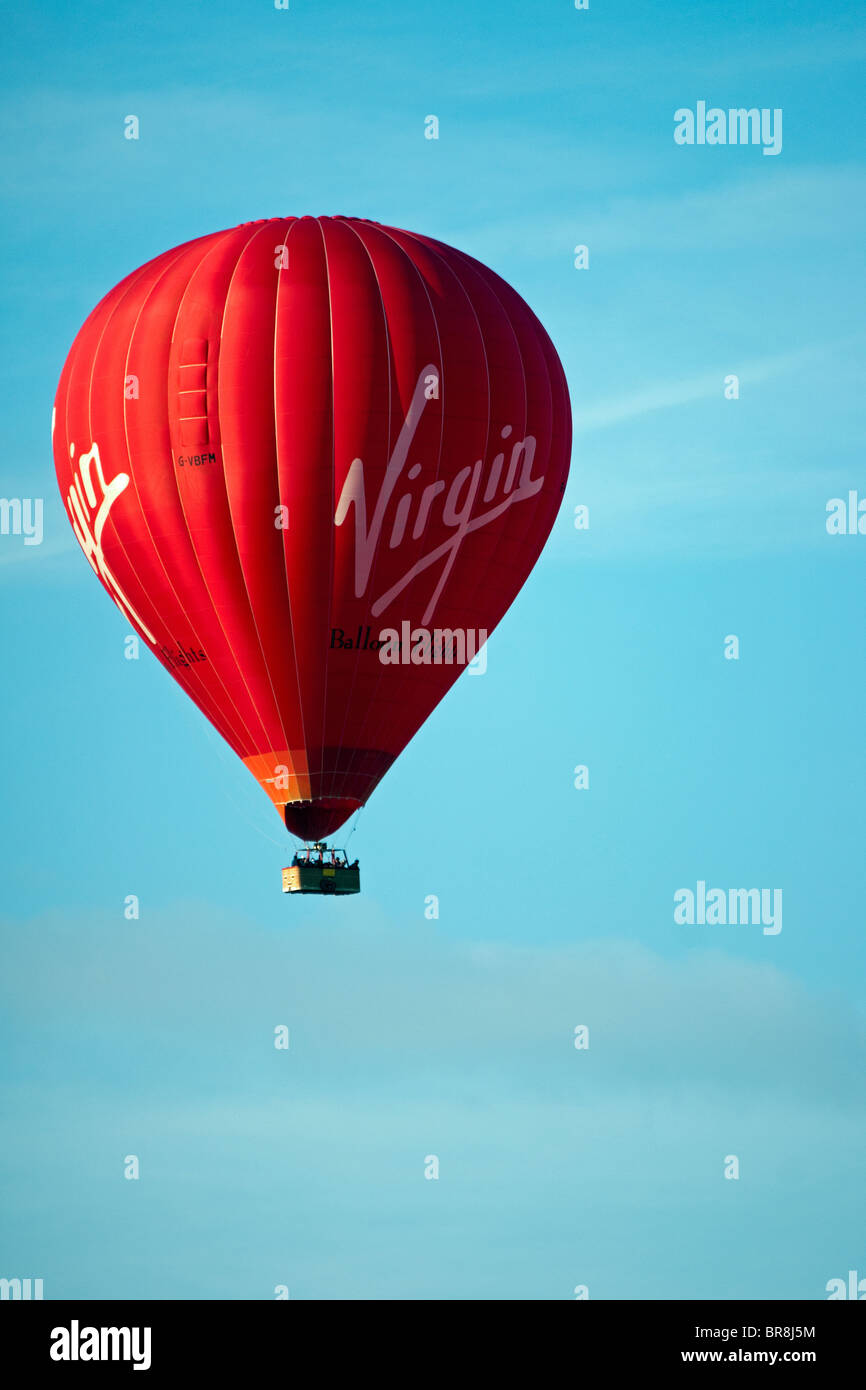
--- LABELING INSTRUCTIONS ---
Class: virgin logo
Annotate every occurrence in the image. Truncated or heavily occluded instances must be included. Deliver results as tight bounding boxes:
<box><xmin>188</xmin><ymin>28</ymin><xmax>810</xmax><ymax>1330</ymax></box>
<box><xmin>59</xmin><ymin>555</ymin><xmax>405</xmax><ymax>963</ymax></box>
<box><xmin>65</xmin><ymin>442</ymin><xmax>156</xmax><ymax>643</ymax></box>
<box><xmin>335</xmin><ymin>366</ymin><xmax>545</xmax><ymax>625</ymax></box>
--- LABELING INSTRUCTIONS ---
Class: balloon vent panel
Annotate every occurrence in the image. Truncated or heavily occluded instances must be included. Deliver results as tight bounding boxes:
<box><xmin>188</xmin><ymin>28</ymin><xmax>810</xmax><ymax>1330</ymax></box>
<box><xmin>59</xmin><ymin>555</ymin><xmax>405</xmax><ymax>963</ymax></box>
<box><xmin>178</xmin><ymin>338</ymin><xmax>211</xmax><ymax>447</ymax></box>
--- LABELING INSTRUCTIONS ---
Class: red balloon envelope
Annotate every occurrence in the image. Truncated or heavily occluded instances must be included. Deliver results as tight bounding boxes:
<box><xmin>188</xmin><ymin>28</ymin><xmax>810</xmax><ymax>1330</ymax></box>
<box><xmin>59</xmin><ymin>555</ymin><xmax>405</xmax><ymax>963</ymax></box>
<box><xmin>53</xmin><ymin>217</ymin><xmax>572</xmax><ymax>840</ymax></box>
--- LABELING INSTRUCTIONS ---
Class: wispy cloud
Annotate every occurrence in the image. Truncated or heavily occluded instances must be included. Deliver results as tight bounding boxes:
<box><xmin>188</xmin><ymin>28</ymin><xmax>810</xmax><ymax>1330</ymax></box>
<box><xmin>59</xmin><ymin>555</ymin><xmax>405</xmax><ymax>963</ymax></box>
<box><xmin>459</xmin><ymin>166</ymin><xmax>866</xmax><ymax>264</ymax></box>
<box><xmin>3</xmin><ymin>908</ymin><xmax>864</xmax><ymax>1105</ymax></box>
<box><xmin>0</xmin><ymin>536</ymin><xmax>75</xmax><ymax>569</ymax></box>
<box><xmin>572</xmin><ymin>346</ymin><xmax>820</xmax><ymax>435</ymax></box>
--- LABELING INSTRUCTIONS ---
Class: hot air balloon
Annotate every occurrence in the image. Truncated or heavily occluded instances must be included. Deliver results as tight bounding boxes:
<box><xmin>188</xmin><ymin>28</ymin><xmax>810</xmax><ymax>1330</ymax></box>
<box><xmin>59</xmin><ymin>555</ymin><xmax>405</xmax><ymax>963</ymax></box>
<box><xmin>53</xmin><ymin>217</ymin><xmax>572</xmax><ymax>893</ymax></box>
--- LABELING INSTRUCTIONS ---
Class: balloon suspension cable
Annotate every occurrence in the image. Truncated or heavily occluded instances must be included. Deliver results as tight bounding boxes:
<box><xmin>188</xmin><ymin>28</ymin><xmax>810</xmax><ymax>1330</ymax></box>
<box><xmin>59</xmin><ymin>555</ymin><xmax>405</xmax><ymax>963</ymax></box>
<box><xmin>341</xmin><ymin>809</ymin><xmax>361</xmax><ymax>855</ymax></box>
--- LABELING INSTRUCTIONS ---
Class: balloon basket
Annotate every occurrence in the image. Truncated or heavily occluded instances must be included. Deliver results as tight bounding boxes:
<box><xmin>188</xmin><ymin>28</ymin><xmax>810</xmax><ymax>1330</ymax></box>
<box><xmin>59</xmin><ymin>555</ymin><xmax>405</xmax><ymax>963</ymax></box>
<box><xmin>281</xmin><ymin>843</ymin><xmax>361</xmax><ymax>896</ymax></box>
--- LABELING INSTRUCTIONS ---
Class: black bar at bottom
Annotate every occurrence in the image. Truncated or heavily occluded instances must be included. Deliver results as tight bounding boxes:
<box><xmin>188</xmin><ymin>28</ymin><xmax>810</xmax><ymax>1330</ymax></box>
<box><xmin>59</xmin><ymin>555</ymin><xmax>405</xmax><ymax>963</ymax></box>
<box><xmin>1</xmin><ymin>1298</ymin><xmax>861</xmax><ymax>1376</ymax></box>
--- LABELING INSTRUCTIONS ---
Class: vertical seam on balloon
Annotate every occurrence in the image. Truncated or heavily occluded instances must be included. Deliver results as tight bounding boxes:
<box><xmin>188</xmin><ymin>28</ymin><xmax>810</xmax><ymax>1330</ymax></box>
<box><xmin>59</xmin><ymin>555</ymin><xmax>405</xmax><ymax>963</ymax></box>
<box><xmin>324</xmin><ymin>219</ymin><xmax>406</xmax><ymax>801</ymax></box>
<box><xmin>321</xmin><ymin>217</ymin><xmax>393</xmax><ymax>800</ymax></box>
<box><xmin>352</xmin><ymin>222</ymin><xmax>449</xmax><ymax>781</ymax></box>
<box><xmin>340</xmin><ymin>222</ymin><xmax>449</xmax><ymax>790</ymax></box>
<box><xmin>241</xmin><ymin>214</ymin><xmax>296</xmax><ymax>766</ymax></box>
<box><xmin>76</xmin><ymin>257</ymin><xmax>175</xmax><ymax>651</ymax></box>
<box><xmin>442</xmin><ymin>245</ymin><xmax>534</xmax><ymax>633</ymax></box>
<box><xmin>162</xmin><ymin>226</ymin><xmax>281</xmax><ymax>754</ymax></box>
<box><xmin>189</xmin><ymin>224</ymin><xmax>283</xmax><ymax>752</ymax></box>
<box><xmin>381</xmin><ymin>226</ymin><xmax>487</xmax><ymax>738</ymax></box>
<box><xmin>137</xmin><ymin>230</ymin><xmax>269</xmax><ymax>753</ymax></box>
<box><xmin>212</xmin><ymin>221</ymin><xmax>298</xmax><ymax>763</ymax></box>
<box><xmin>467</xmin><ymin>256</ymin><xmax>558</xmax><ymax>597</ymax></box>
<box><xmin>317</xmin><ymin>216</ymin><xmax>339</xmax><ymax>802</ymax></box>
<box><xmin>81</xmin><ymin>241</ymin><xmax>252</xmax><ymax>753</ymax></box>
<box><xmin>337</xmin><ymin>223</ymin><xmax>455</xmax><ymax>787</ymax></box>
<box><xmin>115</xmin><ymin>241</ymin><xmax>254</xmax><ymax>752</ymax></box>
<box><xmin>273</xmin><ymin>216</ymin><xmax>308</xmax><ymax>808</ymax></box>
<box><xmin>409</xmin><ymin>233</ymin><xmax>494</xmax><ymax>622</ymax></box>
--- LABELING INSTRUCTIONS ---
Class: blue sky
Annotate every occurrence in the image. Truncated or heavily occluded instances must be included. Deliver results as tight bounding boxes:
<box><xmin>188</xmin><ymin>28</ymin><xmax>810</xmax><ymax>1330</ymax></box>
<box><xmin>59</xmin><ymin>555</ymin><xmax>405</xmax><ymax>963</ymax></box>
<box><xmin>1</xmin><ymin>0</ymin><xmax>865</xmax><ymax>1299</ymax></box>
